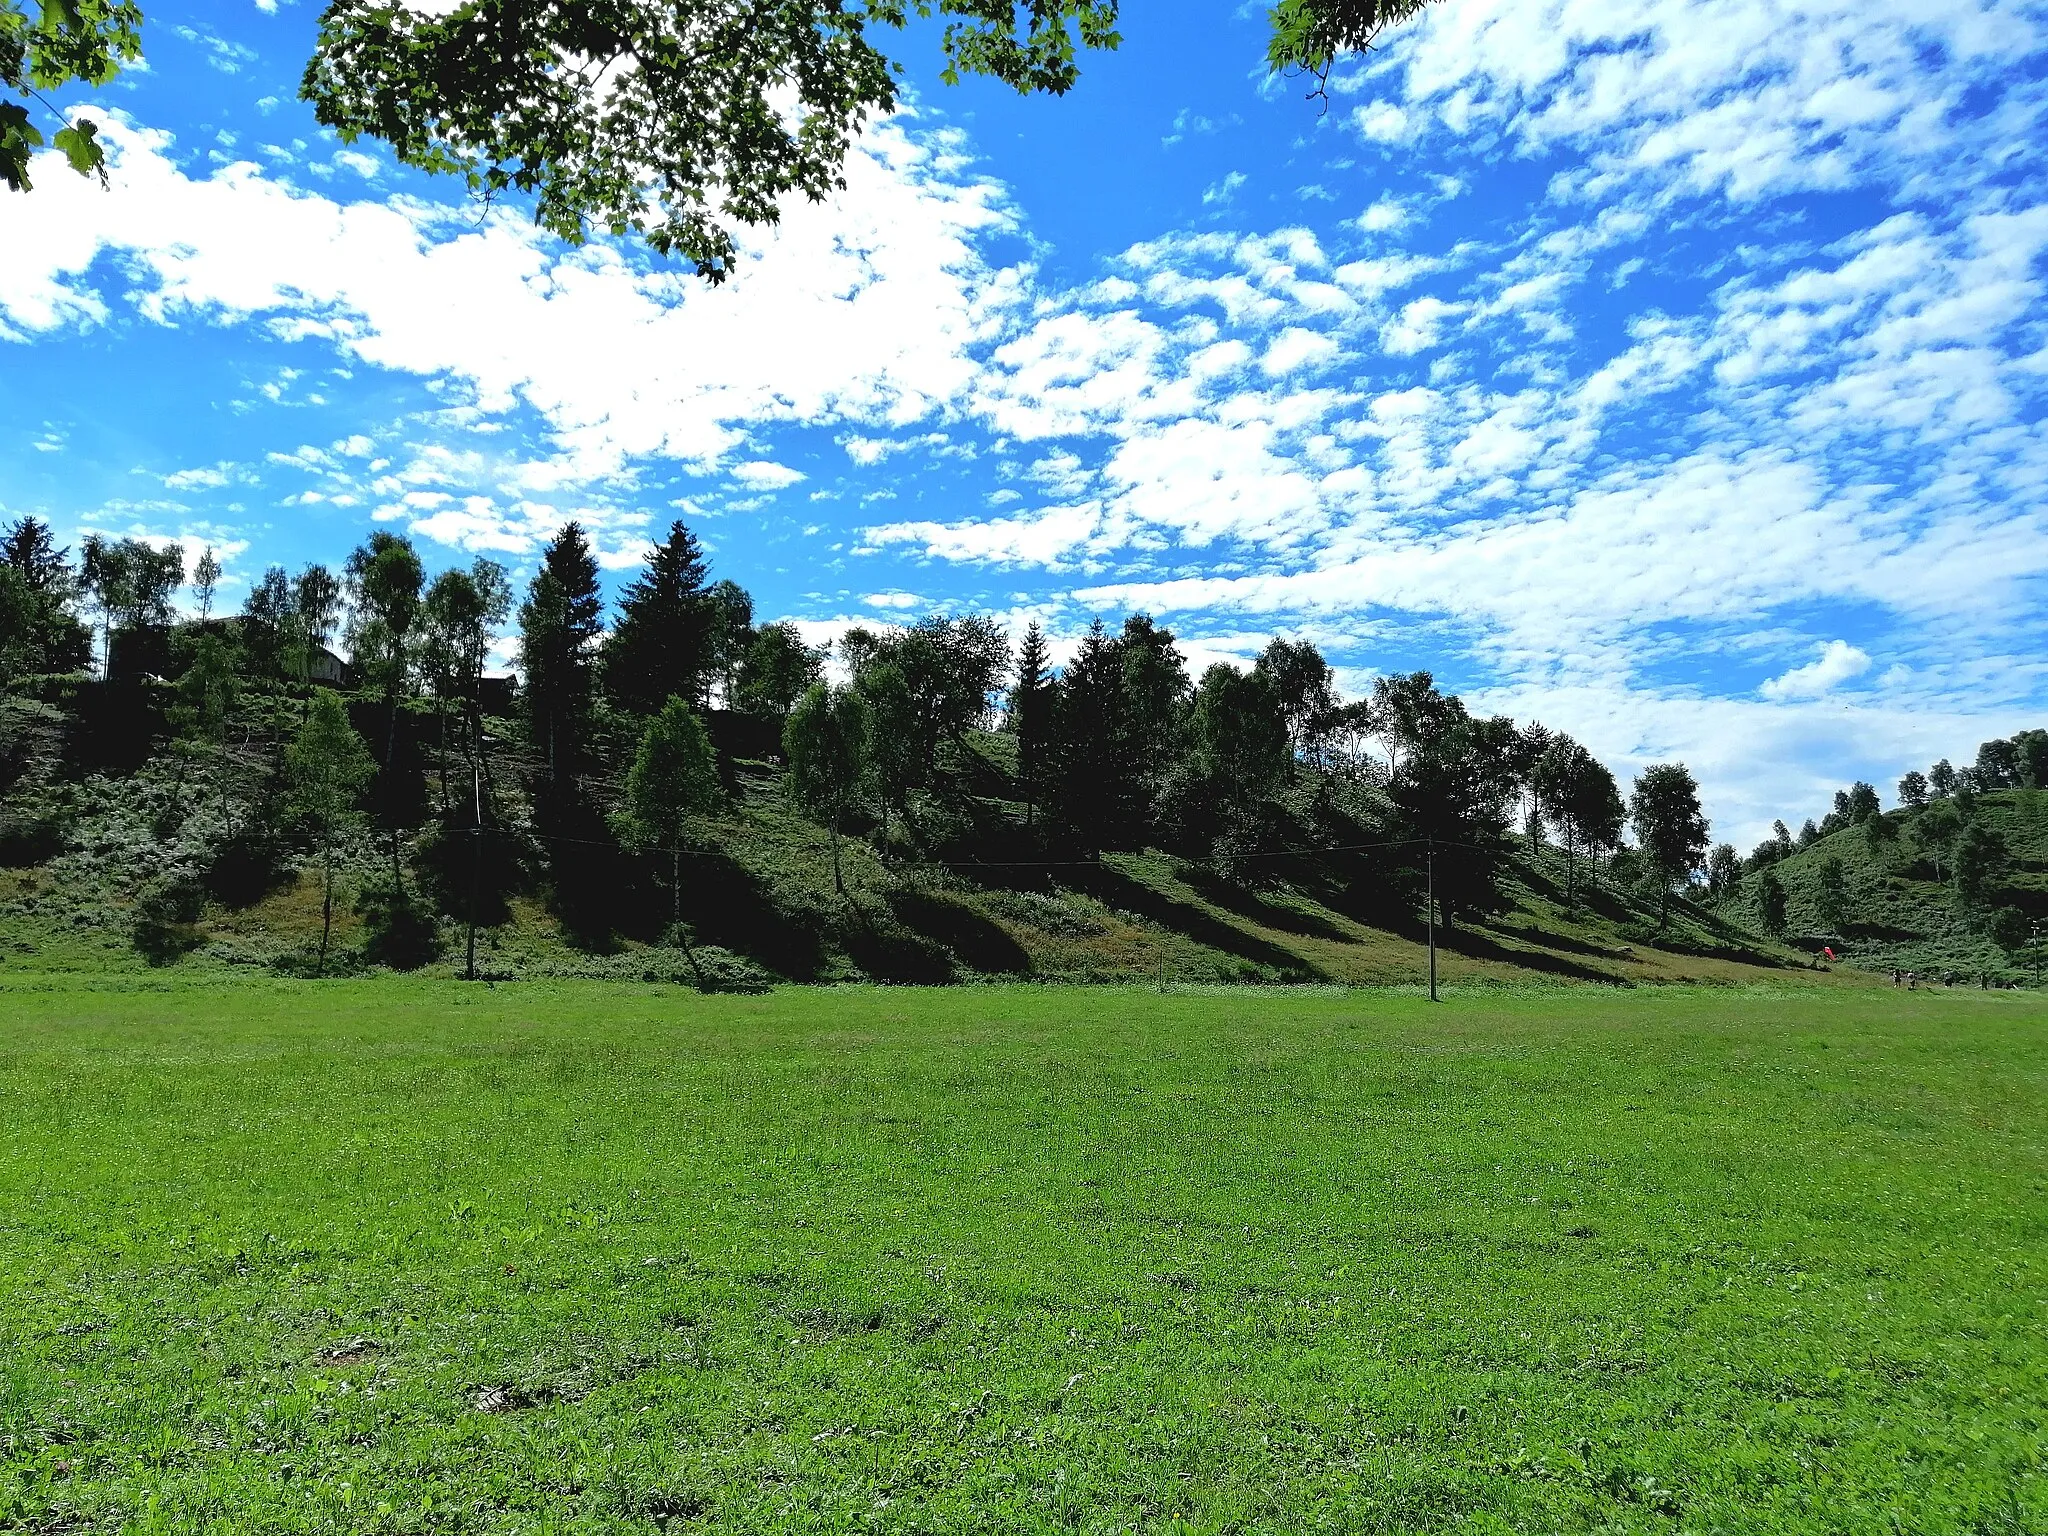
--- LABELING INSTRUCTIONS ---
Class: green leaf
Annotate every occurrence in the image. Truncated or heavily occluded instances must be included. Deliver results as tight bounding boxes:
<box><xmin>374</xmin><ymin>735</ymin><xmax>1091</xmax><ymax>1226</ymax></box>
<box><xmin>0</xmin><ymin>100</ymin><xmax>43</xmax><ymax>193</ymax></box>
<box><xmin>52</xmin><ymin>114</ymin><xmax>100</xmax><ymax>181</ymax></box>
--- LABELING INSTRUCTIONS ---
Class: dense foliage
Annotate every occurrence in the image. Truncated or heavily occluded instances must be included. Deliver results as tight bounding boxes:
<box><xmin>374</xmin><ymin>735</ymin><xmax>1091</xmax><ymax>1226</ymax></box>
<box><xmin>8</xmin><ymin>0</ymin><xmax>1442</xmax><ymax>280</ymax></box>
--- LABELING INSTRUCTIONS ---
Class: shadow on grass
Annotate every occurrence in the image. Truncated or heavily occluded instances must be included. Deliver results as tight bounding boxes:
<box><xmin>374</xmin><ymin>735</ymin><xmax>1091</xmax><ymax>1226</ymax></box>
<box><xmin>1078</xmin><ymin>861</ymin><xmax>1326</xmax><ymax>980</ymax></box>
<box><xmin>1179</xmin><ymin>867</ymin><xmax>1360</xmax><ymax>945</ymax></box>
<box><xmin>888</xmin><ymin>889</ymin><xmax>1031</xmax><ymax>976</ymax></box>
<box><xmin>1439</xmin><ymin>925</ymin><xmax>1622</xmax><ymax>983</ymax></box>
<box><xmin>678</xmin><ymin>848</ymin><xmax>832</xmax><ymax>982</ymax></box>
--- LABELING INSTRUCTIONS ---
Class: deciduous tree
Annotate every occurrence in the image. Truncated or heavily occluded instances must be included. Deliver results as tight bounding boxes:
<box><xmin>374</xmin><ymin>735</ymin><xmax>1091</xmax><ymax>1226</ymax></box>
<box><xmin>1629</xmin><ymin>763</ymin><xmax>1709</xmax><ymax>929</ymax></box>
<box><xmin>1755</xmin><ymin>868</ymin><xmax>1788</xmax><ymax>937</ymax></box>
<box><xmin>735</xmin><ymin>621</ymin><xmax>826</xmax><ymax>725</ymax></box>
<box><xmin>784</xmin><ymin>681</ymin><xmax>871</xmax><ymax>896</ymax></box>
<box><xmin>345</xmin><ymin>531</ymin><xmax>426</xmax><ymax>885</ymax></box>
<box><xmin>301</xmin><ymin>1</ymin><xmax>1123</xmax><ymax>278</ymax></box>
<box><xmin>286</xmin><ymin>689</ymin><xmax>376</xmax><ymax>975</ymax></box>
<box><xmin>621</xmin><ymin>697</ymin><xmax>723</xmax><ymax>989</ymax></box>
<box><xmin>1</xmin><ymin>0</ymin><xmax>137</xmax><ymax>191</ymax></box>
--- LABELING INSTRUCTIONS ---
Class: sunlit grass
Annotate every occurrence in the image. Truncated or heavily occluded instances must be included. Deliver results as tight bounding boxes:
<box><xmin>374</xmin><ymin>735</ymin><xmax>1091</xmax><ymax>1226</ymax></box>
<box><xmin>2</xmin><ymin>979</ymin><xmax>2042</xmax><ymax>1532</ymax></box>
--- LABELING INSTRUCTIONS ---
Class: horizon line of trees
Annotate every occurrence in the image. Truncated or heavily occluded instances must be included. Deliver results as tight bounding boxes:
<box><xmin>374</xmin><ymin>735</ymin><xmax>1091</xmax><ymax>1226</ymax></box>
<box><xmin>5</xmin><ymin>513</ymin><xmax>1735</xmax><ymax>974</ymax></box>
<box><xmin>1697</xmin><ymin>730</ymin><xmax>2048</xmax><ymax>952</ymax></box>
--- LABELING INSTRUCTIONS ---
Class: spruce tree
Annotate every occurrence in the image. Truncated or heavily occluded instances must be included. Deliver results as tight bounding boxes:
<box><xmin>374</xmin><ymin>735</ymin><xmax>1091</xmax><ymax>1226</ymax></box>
<box><xmin>518</xmin><ymin>523</ymin><xmax>604</xmax><ymax>782</ymax></box>
<box><xmin>604</xmin><ymin>520</ymin><xmax>713</xmax><ymax>716</ymax></box>
<box><xmin>1009</xmin><ymin>620</ymin><xmax>1052</xmax><ymax>827</ymax></box>
<box><xmin>0</xmin><ymin>516</ymin><xmax>89</xmax><ymax>674</ymax></box>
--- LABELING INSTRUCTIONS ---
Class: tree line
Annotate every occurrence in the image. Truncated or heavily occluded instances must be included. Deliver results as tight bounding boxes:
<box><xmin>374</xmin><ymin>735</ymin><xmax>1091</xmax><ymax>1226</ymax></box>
<box><xmin>3</xmin><ymin>514</ymin><xmax>1727</xmax><ymax>978</ymax></box>
<box><xmin>1700</xmin><ymin>731</ymin><xmax>2048</xmax><ymax>953</ymax></box>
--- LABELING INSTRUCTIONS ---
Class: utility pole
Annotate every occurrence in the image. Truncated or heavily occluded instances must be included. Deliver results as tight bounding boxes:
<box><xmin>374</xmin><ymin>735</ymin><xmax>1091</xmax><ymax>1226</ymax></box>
<box><xmin>465</xmin><ymin>753</ymin><xmax>482</xmax><ymax>982</ymax></box>
<box><xmin>1427</xmin><ymin>838</ymin><xmax>1439</xmax><ymax>1004</ymax></box>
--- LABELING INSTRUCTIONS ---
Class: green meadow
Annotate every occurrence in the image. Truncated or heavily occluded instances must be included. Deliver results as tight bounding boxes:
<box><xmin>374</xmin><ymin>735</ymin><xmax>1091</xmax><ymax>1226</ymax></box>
<box><xmin>2</xmin><ymin>979</ymin><xmax>2043</xmax><ymax>1533</ymax></box>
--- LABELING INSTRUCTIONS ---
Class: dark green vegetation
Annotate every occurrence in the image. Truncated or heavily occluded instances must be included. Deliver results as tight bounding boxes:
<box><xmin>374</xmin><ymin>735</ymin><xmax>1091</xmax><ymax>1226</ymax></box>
<box><xmin>2</xmin><ymin>981</ymin><xmax>2043</xmax><ymax>1532</ymax></box>
<box><xmin>3</xmin><ymin>516</ymin><xmax>1826</xmax><ymax>991</ymax></box>
<box><xmin>9</xmin><ymin>0</ymin><xmax>1409</xmax><ymax>264</ymax></box>
<box><xmin>1715</xmin><ymin>734</ymin><xmax>2048</xmax><ymax>983</ymax></box>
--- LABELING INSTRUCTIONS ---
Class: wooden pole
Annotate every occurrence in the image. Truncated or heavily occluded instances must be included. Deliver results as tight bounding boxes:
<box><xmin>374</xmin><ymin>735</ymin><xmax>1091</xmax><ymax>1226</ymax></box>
<box><xmin>465</xmin><ymin>755</ymin><xmax>481</xmax><ymax>982</ymax></box>
<box><xmin>1427</xmin><ymin>839</ymin><xmax>1439</xmax><ymax>1004</ymax></box>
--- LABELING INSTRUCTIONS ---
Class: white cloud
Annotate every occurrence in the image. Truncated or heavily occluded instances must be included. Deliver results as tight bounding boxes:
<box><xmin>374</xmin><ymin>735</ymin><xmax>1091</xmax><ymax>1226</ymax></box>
<box><xmin>1381</xmin><ymin>295</ymin><xmax>1461</xmax><ymax>354</ymax></box>
<box><xmin>730</xmin><ymin>460</ymin><xmax>807</xmax><ymax>490</ymax></box>
<box><xmin>1353</xmin><ymin>102</ymin><xmax>1412</xmax><ymax>143</ymax></box>
<box><xmin>1358</xmin><ymin>197</ymin><xmax>1407</xmax><ymax>233</ymax></box>
<box><xmin>1203</xmin><ymin>171</ymin><xmax>1247</xmax><ymax>206</ymax></box>
<box><xmin>161</xmin><ymin>462</ymin><xmax>239</xmax><ymax>490</ymax></box>
<box><xmin>2</xmin><ymin>112</ymin><xmax>1024</xmax><ymax>494</ymax></box>
<box><xmin>1261</xmin><ymin>327</ymin><xmax>1339</xmax><ymax>377</ymax></box>
<box><xmin>1760</xmin><ymin>640</ymin><xmax>1874</xmax><ymax>701</ymax></box>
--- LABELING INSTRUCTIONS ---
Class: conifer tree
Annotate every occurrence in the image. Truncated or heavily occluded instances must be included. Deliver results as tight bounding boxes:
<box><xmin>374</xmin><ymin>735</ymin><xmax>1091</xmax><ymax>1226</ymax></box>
<box><xmin>1009</xmin><ymin>620</ymin><xmax>1052</xmax><ymax>827</ymax></box>
<box><xmin>518</xmin><ymin>523</ymin><xmax>604</xmax><ymax>782</ymax></box>
<box><xmin>0</xmin><ymin>516</ymin><xmax>89</xmax><ymax>675</ymax></box>
<box><xmin>604</xmin><ymin>520</ymin><xmax>713</xmax><ymax>716</ymax></box>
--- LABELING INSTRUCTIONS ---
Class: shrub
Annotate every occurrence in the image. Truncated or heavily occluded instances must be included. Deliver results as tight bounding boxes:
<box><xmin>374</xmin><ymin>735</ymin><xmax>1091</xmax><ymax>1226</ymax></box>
<box><xmin>133</xmin><ymin>870</ymin><xmax>206</xmax><ymax>965</ymax></box>
<box><xmin>356</xmin><ymin>880</ymin><xmax>443</xmax><ymax>970</ymax></box>
<box><xmin>1987</xmin><ymin>906</ymin><xmax>2030</xmax><ymax>953</ymax></box>
<box><xmin>204</xmin><ymin>823</ymin><xmax>292</xmax><ymax>907</ymax></box>
<box><xmin>0</xmin><ymin>799</ymin><xmax>70</xmax><ymax>866</ymax></box>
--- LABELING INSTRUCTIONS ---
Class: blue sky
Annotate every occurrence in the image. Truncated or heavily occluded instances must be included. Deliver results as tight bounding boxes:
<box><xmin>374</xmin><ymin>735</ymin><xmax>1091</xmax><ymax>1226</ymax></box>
<box><xmin>4</xmin><ymin>0</ymin><xmax>2048</xmax><ymax>847</ymax></box>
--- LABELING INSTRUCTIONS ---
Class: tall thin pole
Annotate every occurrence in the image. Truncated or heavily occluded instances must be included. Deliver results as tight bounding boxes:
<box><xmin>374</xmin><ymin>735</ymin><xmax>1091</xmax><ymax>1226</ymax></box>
<box><xmin>1427</xmin><ymin>838</ymin><xmax>1439</xmax><ymax>1003</ymax></box>
<box><xmin>465</xmin><ymin>753</ymin><xmax>481</xmax><ymax>982</ymax></box>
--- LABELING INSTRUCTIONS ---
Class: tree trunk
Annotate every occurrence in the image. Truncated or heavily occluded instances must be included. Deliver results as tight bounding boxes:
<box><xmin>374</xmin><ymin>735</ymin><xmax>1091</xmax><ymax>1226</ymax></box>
<box><xmin>673</xmin><ymin>840</ymin><xmax>707</xmax><ymax>992</ymax></box>
<box><xmin>829</xmin><ymin>818</ymin><xmax>844</xmax><ymax>896</ymax></box>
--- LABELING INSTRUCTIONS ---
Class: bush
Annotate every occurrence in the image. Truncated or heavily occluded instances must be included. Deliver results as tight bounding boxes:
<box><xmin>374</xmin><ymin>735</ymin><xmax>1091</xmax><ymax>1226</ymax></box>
<box><xmin>133</xmin><ymin>870</ymin><xmax>206</xmax><ymax>965</ymax></box>
<box><xmin>1987</xmin><ymin>906</ymin><xmax>2030</xmax><ymax>953</ymax></box>
<box><xmin>692</xmin><ymin>945</ymin><xmax>774</xmax><ymax>993</ymax></box>
<box><xmin>356</xmin><ymin>879</ymin><xmax>443</xmax><ymax>970</ymax></box>
<box><xmin>204</xmin><ymin>823</ymin><xmax>292</xmax><ymax>907</ymax></box>
<box><xmin>0</xmin><ymin>800</ymin><xmax>69</xmax><ymax>866</ymax></box>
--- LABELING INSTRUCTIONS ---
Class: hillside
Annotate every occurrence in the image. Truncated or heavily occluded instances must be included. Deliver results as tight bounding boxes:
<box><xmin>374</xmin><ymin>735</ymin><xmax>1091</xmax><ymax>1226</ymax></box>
<box><xmin>0</xmin><ymin>689</ymin><xmax>1825</xmax><ymax>989</ymax></box>
<box><xmin>1721</xmin><ymin>788</ymin><xmax>2048</xmax><ymax>983</ymax></box>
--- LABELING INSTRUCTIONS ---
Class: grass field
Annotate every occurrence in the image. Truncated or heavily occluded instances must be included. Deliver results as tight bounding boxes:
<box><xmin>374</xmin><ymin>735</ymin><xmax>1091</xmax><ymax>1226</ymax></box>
<box><xmin>2</xmin><ymin>980</ymin><xmax>2043</xmax><ymax>1533</ymax></box>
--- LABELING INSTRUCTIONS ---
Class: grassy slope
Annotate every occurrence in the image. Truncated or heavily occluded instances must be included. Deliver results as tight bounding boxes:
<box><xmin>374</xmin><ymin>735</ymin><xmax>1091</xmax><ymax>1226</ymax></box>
<box><xmin>0</xmin><ymin>737</ymin><xmax>1830</xmax><ymax>990</ymax></box>
<box><xmin>1</xmin><ymin>980</ymin><xmax>2042</xmax><ymax>1533</ymax></box>
<box><xmin>1725</xmin><ymin>789</ymin><xmax>2048</xmax><ymax>980</ymax></box>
